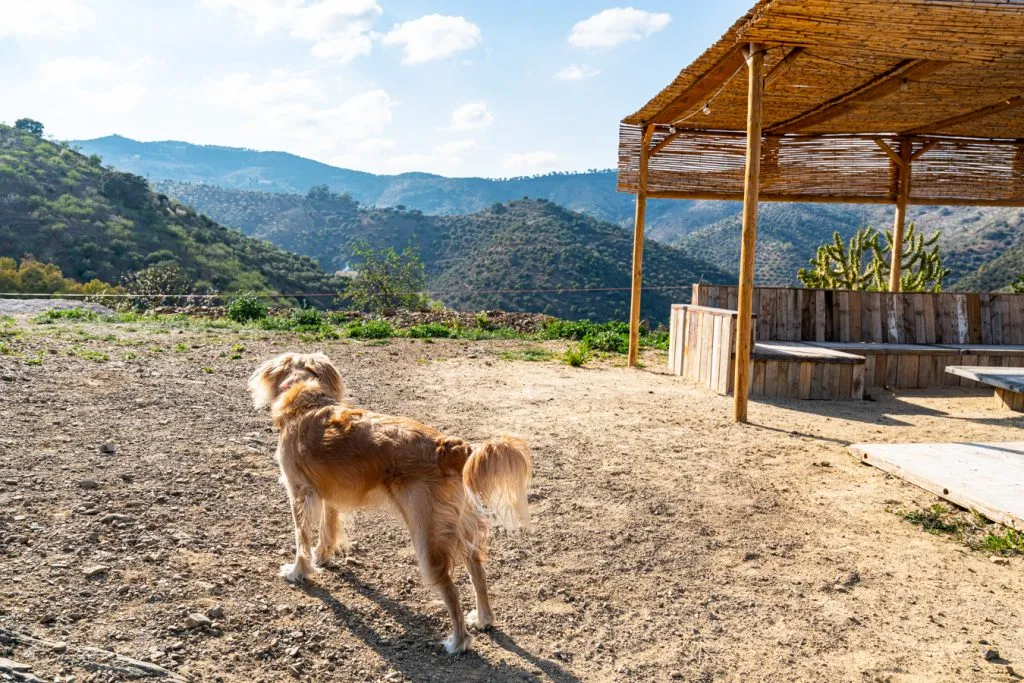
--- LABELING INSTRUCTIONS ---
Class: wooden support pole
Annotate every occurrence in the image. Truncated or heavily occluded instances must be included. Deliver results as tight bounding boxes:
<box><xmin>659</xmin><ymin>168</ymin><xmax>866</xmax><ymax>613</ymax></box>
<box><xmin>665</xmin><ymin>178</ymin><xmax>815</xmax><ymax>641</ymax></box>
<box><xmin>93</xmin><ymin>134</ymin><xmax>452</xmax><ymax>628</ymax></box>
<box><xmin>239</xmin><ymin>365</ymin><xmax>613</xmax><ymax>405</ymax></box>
<box><xmin>733</xmin><ymin>44</ymin><xmax>765</xmax><ymax>423</ymax></box>
<box><xmin>627</xmin><ymin>124</ymin><xmax>654</xmax><ymax>367</ymax></box>
<box><xmin>888</xmin><ymin>140</ymin><xmax>912</xmax><ymax>292</ymax></box>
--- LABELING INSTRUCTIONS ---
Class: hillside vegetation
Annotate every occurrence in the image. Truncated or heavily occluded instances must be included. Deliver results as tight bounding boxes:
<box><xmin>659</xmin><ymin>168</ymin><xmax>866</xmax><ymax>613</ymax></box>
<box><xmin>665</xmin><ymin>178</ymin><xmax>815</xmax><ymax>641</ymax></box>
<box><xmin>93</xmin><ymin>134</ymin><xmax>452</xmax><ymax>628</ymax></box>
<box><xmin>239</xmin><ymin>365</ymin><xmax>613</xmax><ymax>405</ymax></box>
<box><xmin>75</xmin><ymin>135</ymin><xmax>738</xmax><ymax>238</ymax></box>
<box><xmin>673</xmin><ymin>202</ymin><xmax>1024</xmax><ymax>290</ymax></box>
<box><xmin>0</xmin><ymin>126</ymin><xmax>343</xmax><ymax>300</ymax></box>
<box><xmin>157</xmin><ymin>182</ymin><xmax>733</xmax><ymax>322</ymax></box>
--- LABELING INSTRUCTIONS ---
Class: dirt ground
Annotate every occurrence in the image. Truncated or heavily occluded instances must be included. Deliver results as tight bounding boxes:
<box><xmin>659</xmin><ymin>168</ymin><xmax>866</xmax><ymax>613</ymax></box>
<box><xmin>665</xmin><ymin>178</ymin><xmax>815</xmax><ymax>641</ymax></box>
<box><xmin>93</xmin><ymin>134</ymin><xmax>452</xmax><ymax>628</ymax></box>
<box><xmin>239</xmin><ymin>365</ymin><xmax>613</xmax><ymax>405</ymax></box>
<box><xmin>1</xmin><ymin>317</ymin><xmax>1022</xmax><ymax>683</ymax></box>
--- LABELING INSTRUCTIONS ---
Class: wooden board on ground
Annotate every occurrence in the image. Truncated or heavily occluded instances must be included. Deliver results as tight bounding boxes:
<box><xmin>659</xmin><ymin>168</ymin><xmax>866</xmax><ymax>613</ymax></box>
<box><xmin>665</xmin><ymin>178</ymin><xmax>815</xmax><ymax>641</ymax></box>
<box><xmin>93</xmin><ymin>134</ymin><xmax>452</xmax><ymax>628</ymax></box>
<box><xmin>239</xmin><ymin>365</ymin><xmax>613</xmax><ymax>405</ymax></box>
<box><xmin>850</xmin><ymin>441</ymin><xmax>1024</xmax><ymax>531</ymax></box>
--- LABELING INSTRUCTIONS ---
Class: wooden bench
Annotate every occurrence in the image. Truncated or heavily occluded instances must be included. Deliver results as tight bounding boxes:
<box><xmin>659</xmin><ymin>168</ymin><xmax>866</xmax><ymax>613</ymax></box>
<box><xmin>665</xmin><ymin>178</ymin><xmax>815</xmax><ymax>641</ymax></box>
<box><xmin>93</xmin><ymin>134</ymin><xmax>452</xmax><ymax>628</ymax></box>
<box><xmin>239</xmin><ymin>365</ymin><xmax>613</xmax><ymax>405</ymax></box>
<box><xmin>945</xmin><ymin>366</ymin><xmax>1024</xmax><ymax>411</ymax></box>
<box><xmin>752</xmin><ymin>342</ymin><xmax>865</xmax><ymax>400</ymax></box>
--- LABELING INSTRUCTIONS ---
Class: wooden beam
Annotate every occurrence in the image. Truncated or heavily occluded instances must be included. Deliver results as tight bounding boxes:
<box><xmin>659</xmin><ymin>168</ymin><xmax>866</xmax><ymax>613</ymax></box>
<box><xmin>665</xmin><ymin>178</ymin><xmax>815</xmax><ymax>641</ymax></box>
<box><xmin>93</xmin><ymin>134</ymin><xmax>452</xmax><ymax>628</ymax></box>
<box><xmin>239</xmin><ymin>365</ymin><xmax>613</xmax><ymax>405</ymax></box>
<box><xmin>764</xmin><ymin>47</ymin><xmax>803</xmax><ymax>88</ymax></box>
<box><xmin>901</xmin><ymin>94</ymin><xmax>1024</xmax><ymax>136</ymax></box>
<box><xmin>649</xmin><ymin>129</ymin><xmax>681</xmax><ymax>157</ymax></box>
<box><xmin>889</xmin><ymin>141</ymin><xmax>912</xmax><ymax>292</ymax></box>
<box><xmin>734</xmin><ymin>44</ymin><xmax>765</xmax><ymax>423</ymax></box>
<box><xmin>910</xmin><ymin>140</ymin><xmax>939</xmax><ymax>162</ymax></box>
<box><xmin>874</xmin><ymin>138</ymin><xmax>904</xmax><ymax>167</ymax></box>
<box><xmin>628</xmin><ymin>124</ymin><xmax>655</xmax><ymax>367</ymax></box>
<box><xmin>645</xmin><ymin>190</ymin><xmax>1024</xmax><ymax>208</ymax></box>
<box><xmin>767</xmin><ymin>60</ymin><xmax>949</xmax><ymax>134</ymax></box>
<box><xmin>649</xmin><ymin>47</ymin><xmax>747</xmax><ymax>125</ymax></box>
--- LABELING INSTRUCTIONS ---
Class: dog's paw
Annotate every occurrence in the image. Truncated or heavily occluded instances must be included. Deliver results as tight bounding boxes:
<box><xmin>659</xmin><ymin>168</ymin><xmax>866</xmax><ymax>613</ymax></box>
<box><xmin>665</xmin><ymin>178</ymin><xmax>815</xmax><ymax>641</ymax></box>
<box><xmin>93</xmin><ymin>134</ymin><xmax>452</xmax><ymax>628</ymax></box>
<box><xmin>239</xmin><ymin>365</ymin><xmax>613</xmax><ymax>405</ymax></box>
<box><xmin>465</xmin><ymin>609</ymin><xmax>494</xmax><ymax>631</ymax></box>
<box><xmin>279</xmin><ymin>562</ymin><xmax>305</xmax><ymax>583</ymax></box>
<box><xmin>312</xmin><ymin>548</ymin><xmax>333</xmax><ymax>568</ymax></box>
<box><xmin>442</xmin><ymin>633</ymin><xmax>471</xmax><ymax>655</ymax></box>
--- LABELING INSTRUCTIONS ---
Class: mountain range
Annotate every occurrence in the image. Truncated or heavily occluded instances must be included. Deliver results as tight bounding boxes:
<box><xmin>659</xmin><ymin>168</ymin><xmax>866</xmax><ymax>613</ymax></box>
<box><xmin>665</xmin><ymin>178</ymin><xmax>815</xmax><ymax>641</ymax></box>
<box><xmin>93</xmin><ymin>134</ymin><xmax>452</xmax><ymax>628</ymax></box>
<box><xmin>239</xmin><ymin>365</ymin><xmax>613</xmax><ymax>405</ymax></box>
<box><xmin>70</xmin><ymin>135</ymin><xmax>1024</xmax><ymax>296</ymax></box>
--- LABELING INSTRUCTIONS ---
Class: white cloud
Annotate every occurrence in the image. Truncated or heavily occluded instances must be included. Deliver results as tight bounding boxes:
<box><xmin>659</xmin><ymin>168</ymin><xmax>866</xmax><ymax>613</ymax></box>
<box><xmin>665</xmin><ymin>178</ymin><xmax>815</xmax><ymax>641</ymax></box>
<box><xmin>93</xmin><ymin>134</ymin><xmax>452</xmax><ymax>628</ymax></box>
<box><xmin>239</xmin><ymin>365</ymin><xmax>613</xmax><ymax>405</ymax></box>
<box><xmin>502</xmin><ymin>151</ymin><xmax>558</xmax><ymax>175</ymax></box>
<box><xmin>381</xmin><ymin>14</ymin><xmax>481</xmax><ymax>65</ymax></box>
<box><xmin>0</xmin><ymin>0</ymin><xmax>95</xmax><ymax>38</ymax></box>
<box><xmin>35</xmin><ymin>57</ymin><xmax>150</xmax><ymax>113</ymax></box>
<box><xmin>201</xmin><ymin>0</ymin><xmax>382</xmax><ymax>64</ymax></box>
<box><xmin>434</xmin><ymin>139</ymin><xmax>479</xmax><ymax>156</ymax></box>
<box><xmin>448</xmin><ymin>102</ymin><xmax>492</xmax><ymax>131</ymax></box>
<box><xmin>569</xmin><ymin>8</ymin><xmax>670</xmax><ymax>49</ymax></box>
<box><xmin>554</xmin><ymin>64</ymin><xmax>600</xmax><ymax>81</ymax></box>
<box><xmin>202</xmin><ymin>70</ymin><xmax>393</xmax><ymax>160</ymax></box>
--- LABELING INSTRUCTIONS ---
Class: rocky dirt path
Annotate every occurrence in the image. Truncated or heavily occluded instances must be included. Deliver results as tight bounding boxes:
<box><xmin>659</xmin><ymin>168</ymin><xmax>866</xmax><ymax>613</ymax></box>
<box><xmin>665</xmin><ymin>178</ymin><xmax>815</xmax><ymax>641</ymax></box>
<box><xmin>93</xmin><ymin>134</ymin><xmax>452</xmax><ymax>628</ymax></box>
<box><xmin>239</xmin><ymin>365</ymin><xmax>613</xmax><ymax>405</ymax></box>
<box><xmin>0</xmin><ymin>317</ymin><xmax>1021</xmax><ymax>682</ymax></box>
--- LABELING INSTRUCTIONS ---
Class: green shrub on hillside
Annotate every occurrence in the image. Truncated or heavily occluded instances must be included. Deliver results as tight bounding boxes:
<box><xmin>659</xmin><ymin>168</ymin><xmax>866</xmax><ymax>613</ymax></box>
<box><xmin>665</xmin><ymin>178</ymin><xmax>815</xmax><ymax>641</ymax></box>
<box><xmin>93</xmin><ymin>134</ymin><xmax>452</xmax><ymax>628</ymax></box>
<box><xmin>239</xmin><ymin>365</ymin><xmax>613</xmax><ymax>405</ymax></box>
<box><xmin>227</xmin><ymin>293</ymin><xmax>268</xmax><ymax>322</ymax></box>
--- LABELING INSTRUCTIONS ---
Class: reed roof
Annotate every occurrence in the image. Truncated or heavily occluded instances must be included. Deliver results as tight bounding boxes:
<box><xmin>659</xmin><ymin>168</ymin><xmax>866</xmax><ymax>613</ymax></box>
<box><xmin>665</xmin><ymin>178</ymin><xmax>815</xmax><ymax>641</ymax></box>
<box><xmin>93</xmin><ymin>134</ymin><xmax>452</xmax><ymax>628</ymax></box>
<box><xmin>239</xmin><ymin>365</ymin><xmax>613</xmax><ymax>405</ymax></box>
<box><xmin>617</xmin><ymin>0</ymin><xmax>1024</xmax><ymax>206</ymax></box>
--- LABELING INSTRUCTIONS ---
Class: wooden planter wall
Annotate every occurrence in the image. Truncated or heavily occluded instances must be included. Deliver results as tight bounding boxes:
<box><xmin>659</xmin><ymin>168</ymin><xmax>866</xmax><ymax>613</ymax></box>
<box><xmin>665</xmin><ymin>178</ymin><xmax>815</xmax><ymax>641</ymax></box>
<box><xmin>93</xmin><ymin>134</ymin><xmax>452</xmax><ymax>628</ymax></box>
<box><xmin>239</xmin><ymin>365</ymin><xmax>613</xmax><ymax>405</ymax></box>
<box><xmin>668</xmin><ymin>304</ymin><xmax>755</xmax><ymax>395</ymax></box>
<box><xmin>693</xmin><ymin>285</ymin><xmax>1024</xmax><ymax>345</ymax></box>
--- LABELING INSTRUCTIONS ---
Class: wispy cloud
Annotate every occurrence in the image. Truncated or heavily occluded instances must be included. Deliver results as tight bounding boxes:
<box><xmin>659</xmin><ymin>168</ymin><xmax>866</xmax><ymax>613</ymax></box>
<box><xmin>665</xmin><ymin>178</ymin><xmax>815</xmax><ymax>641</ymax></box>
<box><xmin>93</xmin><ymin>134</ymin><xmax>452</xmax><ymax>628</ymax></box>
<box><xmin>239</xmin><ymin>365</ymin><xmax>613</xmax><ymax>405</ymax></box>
<box><xmin>554</xmin><ymin>64</ymin><xmax>600</xmax><ymax>81</ymax></box>
<box><xmin>382</xmin><ymin>14</ymin><xmax>482</xmax><ymax>65</ymax></box>
<box><xmin>503</xmin><ymin>150</ymin><xmax>558</xmax><ymax>174</ymax></box>
<box><xmin>1</xmin><ymin>0</ymin><xmax>95</xmax><ymax>38</ymax></box>
<box><xmin>448</xmin><ymin>102</ymin><xmax>493</xmax><ymax>131</ymax></box>
<box><xmin>201</xmin><ymin>0</ymin><xmax>382</xmax><ymax>65</ymax></box>
<box><xmin>569</xmin><ymin>8</ymin><xmax>670</xmax><ymax>49</ymax></box>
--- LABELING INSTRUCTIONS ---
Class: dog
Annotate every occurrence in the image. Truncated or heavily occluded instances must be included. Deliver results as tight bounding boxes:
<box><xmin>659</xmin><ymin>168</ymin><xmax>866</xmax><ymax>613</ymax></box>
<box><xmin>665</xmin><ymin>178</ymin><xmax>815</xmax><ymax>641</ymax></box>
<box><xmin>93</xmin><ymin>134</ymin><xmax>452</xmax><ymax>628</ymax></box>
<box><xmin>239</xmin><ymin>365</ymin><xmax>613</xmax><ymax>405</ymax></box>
<box><xmin>248</xmin><ymin>352</ymin><xmax>532</xmax><ymax>653</ymax></box>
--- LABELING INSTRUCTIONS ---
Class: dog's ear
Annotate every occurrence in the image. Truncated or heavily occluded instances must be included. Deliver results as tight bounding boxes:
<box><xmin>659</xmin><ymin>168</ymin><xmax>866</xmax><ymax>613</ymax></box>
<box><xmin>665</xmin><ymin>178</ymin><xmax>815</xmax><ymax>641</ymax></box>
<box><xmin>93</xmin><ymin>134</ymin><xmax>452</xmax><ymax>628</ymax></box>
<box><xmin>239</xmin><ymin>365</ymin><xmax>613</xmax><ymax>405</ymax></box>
<box><xmin>304</xmin><ymin>353</ymin><xmax>344</xmax><ymax>401</ymax></box>
<box><xmin>248</xmin><ymin>353</ymin><xmax>296</xmax><ymax>410</ymax></box>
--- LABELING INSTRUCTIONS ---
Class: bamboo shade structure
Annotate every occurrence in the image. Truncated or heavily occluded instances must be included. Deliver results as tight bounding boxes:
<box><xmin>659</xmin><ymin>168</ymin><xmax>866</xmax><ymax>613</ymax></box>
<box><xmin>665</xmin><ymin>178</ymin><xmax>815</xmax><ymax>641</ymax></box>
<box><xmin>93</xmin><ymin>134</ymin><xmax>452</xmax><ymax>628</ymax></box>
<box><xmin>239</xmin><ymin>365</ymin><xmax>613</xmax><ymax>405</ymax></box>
<box><xmin>618</xmin><ymin>0</ymin><xmax>1024</xmax><ymax>421</ymax></box>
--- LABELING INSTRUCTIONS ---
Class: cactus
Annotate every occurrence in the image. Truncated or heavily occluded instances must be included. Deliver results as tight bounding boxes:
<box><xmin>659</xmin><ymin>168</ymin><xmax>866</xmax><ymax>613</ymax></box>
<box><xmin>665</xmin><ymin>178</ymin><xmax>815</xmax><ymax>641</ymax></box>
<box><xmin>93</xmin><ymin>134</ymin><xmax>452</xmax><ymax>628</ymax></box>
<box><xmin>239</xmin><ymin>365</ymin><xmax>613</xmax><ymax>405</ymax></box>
<box><xmin>798</xmin><ymin>223</ymin><xmax>949</xmax><ymax>292</ymax></box>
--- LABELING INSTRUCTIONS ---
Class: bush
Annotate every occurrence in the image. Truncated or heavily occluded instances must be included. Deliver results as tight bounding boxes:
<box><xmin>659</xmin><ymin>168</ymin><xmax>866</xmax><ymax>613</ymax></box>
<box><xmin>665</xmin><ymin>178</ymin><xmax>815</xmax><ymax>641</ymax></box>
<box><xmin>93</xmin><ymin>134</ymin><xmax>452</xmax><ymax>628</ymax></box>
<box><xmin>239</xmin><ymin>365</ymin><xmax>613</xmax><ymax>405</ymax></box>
<box><xmin>407</xmin><ymin>322</ymin><xmax>455</xmax><ymax>338</ymax></box>
<box><xmin>584</xmin><ymin>329</ymin><xmax>628</xmax><ymax>354</ymax></box>
<box><xmin>227</xmin><ymin>293</ymin><xmax>268</xmax><ymax>323</ymax></box>
<box><xmin>346</xmin><ymin>319</ymin><xmax>395</xmax><ymax>339</ymax></box>
<box><xmin>563</xmin><ymin>342</ymin><xmax>591</xmax><ymax>367</ymax></box>
<box><xmin>32</xmin><ymin>308</ymin><xmax>97</xmax><ymax>324</ymax></box>
<box><xmin>290</xmin><ymin>307</ymin><xmax>323</xmax><ymax>329</ymax></box>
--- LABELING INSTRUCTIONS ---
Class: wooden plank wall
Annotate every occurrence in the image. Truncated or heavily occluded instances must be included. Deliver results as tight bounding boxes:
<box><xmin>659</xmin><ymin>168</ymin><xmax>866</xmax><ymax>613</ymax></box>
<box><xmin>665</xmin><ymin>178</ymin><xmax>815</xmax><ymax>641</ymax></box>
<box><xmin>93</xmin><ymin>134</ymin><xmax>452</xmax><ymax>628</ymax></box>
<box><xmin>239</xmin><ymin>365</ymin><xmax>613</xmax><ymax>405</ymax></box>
<box><xmin>693</xmin><ymin>285</ymin><xmax>1024</xmax><ymax>345</ymax></box>
<box><xmin>668</xmin><ymin>305</ymin><xmax>752</xmax><ymax>395</ymax></box>
<box><xmin>750</xmin><ymin>359</ymin><xmax>864</xmax><ymax>400</ymax></box>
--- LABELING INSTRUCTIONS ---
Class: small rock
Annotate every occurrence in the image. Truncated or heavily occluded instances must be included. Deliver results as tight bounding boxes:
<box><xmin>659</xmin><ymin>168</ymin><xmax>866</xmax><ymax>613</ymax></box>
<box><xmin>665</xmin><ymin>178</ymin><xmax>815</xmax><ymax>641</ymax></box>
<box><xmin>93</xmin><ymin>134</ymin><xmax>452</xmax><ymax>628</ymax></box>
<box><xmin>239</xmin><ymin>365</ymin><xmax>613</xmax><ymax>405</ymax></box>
<box><xmin>984</xmin><ymin>647</ymin><xmax>1000</xmax><ymax>661</ymax></box>
<box><xmin>99</xmin><ymin>442</ymin><xmax>117</xmax><ymax>454</ymax></box>
<box><xmin>991</xmin><ymin>557</ymin><xmax>1011</xmax><ymax>566</ymax></box>
<box><xmin>100</xmin><ymin>513</ymin><xmax>135</xmax><ymax>525</ymax></box>
<box><xmin>742</xmin><ymin>551</ymin><xmax>759</xmax><ymax>562</ymax></box>
<box><xmin>208</xmin><ymin>605</ymin><xmax>225</xmax><ymax>619</ymax></box>
<box><xmin>51</xmin><ymin>642</ymin><xmax>67</xmax><ymax>653</ymax></box>
<box><xmin>287</xmin><ymin>646</ymin><xmax>300</xmax><ymax>657</ymax></box>
<box><xmin>117</xmin><ymin>585</ymin><xmax>130</xmax><ymax>595</ymax></box>
<box><xmin>186</xmin><ymin>613</ymin><xmax>213</xmax><ymax>629</ymax></box>
<box><xmin>83</xmin><ymin>564</ymin><xmax>110</xmax><ymax>577</ymax></box>
<box><xmin>77</xmin><ymin>480</ymin><xmax>99</xmax><ymax>490</ymax></box>
<box><xmin>288</xmin><ymin>664</ymin><xmax>302</xmax><ymax>678</ymax></box>
<box><xmin>0</xmin><ymin>657</ymin><xmax>31</xmax><ymax>672</ymax></box>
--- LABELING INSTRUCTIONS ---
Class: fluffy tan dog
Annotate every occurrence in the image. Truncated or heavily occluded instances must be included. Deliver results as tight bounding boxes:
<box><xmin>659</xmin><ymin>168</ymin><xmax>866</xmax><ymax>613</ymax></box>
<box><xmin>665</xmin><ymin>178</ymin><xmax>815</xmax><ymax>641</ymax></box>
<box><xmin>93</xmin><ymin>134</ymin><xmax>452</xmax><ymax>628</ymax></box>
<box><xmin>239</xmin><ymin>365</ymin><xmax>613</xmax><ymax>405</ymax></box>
<box><xmin>248</xmin><ymin>352</ymin><xmax>532</xmax><ymax>653</ymax></box>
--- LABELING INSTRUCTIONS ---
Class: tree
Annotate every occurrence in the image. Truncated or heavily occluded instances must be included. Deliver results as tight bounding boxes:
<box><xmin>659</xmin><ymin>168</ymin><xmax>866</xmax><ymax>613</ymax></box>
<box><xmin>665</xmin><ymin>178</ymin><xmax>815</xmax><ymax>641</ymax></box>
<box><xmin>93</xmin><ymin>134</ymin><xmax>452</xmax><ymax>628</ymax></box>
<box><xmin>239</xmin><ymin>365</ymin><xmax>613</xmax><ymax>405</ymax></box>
<box><xmin>347</xmin><ymin>242</ymin><xmax>428</xmax><ymax>312</ymax></box>
<box><xmin>798</xmin><ymin>223</ymin><xmax>950</xmax><ymax>292</ymax></box>
<box><xmin>121</xmin><ymin>263</ymin><xmax>199</xmax><ymax>309</ymax></box>
<box><xmin>1011</xmin><ymin>275</ymin><xmax>1024</xmax><ymax>294</ymax></box>
<box><xmin>14</xmin><ymin>118</ymin><xmax>44</xmax><ymax>137</ymax></box>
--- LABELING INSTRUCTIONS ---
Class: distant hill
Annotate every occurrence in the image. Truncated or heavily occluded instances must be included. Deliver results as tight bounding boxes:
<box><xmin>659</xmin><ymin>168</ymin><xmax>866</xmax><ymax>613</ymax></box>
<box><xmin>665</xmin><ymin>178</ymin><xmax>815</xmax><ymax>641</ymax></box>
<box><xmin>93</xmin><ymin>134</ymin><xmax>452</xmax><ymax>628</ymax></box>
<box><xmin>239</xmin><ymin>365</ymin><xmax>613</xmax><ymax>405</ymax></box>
<box><xmin>75</xmin><ymin>135</ymin><xmax>1024</xmax><ymax>293</ymax></box>
<box><xmin>73</xmin><ymin>135</ymin><xmax>737</xmax><ymax>240</ymax></box>
<box><xmin>672</xmin><ymin>202</ymin><xmax>1024</xmax><ymax>290</ymax></box>
<box><xmin>156</xmin><ymin>182</ymin><xmax>734</xmax><ymax>322</ymax></box>
<box><xmin>0</xmin><ymin>126</ymin><xmax>343</xmax><ymax>299</ymax></box>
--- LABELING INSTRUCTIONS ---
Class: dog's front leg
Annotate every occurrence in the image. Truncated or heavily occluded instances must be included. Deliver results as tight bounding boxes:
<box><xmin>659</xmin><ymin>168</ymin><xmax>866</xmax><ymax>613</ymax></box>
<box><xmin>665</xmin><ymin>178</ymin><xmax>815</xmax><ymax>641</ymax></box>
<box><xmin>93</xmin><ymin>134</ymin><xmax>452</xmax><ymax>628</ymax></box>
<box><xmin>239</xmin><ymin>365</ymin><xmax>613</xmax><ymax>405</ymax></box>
<box><xmin>280</xmin><ymin>486</ymin><xmax>315</xmax><ymax>583</ymax></box>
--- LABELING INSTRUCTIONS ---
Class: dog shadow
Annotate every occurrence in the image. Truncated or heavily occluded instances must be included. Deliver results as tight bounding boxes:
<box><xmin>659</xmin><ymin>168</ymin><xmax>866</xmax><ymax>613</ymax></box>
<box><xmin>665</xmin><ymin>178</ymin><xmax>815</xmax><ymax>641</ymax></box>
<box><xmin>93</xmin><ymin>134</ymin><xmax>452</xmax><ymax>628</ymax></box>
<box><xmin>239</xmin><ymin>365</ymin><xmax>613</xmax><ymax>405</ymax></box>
<box><xmin>300</xmin><ymin>567</ymin><xmax>583</xmax><ymax>682</ymax></box>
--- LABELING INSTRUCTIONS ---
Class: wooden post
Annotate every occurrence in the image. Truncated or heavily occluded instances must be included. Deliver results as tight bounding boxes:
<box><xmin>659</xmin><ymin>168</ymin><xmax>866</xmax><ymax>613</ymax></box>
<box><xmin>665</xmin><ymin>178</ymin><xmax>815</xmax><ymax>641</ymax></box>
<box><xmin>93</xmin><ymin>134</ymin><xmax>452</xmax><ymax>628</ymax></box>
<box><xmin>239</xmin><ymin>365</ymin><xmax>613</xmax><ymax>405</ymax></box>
<box><xmin>889</xmin><ymin>140</ymin><xmax>912</xmax><ymax>292</ymax></box>
<box><xmin>733</xmin><ymin>44</ymin><xmax>765</xmax><ymax>423</ymax></box>
<box><xmin>628</xmin><ymin>124</ymin><xmax>654</xmax><ymax>367</ymax></box>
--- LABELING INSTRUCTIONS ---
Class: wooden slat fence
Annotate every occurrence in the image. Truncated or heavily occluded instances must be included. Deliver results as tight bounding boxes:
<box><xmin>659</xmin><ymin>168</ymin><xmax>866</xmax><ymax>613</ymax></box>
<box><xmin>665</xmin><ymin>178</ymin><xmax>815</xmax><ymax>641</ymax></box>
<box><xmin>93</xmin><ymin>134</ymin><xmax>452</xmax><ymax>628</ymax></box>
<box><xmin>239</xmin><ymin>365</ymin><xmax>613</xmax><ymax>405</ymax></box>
<box><xmin>693</xmin><ymin>285</ymin><xmax>1024</xmax><ymax>345</ymax></box>
<box><xmin>668</xmin><ymin>304</ymin><xmax>755</xmax><ymax>395</ymax></box>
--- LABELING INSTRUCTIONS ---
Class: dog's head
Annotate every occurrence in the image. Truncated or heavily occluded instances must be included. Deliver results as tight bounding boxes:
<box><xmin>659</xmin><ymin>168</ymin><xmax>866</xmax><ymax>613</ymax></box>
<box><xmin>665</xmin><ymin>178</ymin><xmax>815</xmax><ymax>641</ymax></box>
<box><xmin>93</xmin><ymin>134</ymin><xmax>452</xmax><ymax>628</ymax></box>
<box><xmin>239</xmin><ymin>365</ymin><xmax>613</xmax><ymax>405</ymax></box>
<box><xmin>248</xmin><ymin>352</ymin><xmax>344</xmax><ymax>411</ymax></box>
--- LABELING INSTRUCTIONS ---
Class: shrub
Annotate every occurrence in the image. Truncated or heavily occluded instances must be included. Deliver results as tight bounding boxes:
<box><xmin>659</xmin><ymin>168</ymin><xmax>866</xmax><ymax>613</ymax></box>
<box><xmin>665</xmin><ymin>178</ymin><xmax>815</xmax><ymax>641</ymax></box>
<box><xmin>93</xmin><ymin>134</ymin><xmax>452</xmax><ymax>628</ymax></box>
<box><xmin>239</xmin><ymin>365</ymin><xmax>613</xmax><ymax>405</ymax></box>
<box><xmin>346</xmin><ymin>319</ymin><xmax>395</xmax><ymax>339</ymax></box>
<box><xmin>584</xmin><ymin>329</ymin><xmax>629</xmax><ymax>354</ymax></box>
<box><xmin>290</xmin><ymin>307</ymin><xmax>324</xmax><ymax>329</ymax></box>
<box><xmin>563</xmin><ymin>343</ymin><xmax>591</xmax><ymax>367</ymax></box>
<box><xmin>407</xmin><ymin>322</ymin><xmax>455</xmax><ymax>338</ymax></box>
<box><xmin>227</xmin><ymin>293</ymin><xmax>268</xmax><ymax>323</ymax></box>
<box><xmin>32</xmin><ymin>308</ymin><xmax>97</xmax><ymax>324</ymax></box>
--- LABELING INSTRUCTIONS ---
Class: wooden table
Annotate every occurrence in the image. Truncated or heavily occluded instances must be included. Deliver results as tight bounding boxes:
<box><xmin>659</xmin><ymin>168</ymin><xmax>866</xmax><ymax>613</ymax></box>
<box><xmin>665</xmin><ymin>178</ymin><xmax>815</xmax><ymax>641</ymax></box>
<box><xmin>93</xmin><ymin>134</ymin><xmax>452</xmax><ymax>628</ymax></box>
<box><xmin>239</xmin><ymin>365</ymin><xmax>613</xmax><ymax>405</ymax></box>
<box><xmin>946</xmin><ymin>365</ymin><xmax>1024</xmax><ymax>411</ymax></box>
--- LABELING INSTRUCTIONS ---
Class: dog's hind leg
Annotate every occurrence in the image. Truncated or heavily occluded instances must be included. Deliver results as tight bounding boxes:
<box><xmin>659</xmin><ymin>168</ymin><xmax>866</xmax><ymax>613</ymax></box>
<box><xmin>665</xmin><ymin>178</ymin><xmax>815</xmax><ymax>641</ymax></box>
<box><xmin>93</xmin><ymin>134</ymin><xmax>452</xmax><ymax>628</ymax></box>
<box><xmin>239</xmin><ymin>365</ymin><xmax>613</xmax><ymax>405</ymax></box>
<box><xmin>464</xmin><ymin>550</ymin><xmax>494</xmax><ymax>630</ymax></box>
<box><xmin>314</xmin><ymin>502</ymin><xmax>348</xmax><ymax>567</ymax></box>
<box><xmin>280</xmin><ymin>485</ymin><xmax>316</xmax><ymax>583</ymax></box>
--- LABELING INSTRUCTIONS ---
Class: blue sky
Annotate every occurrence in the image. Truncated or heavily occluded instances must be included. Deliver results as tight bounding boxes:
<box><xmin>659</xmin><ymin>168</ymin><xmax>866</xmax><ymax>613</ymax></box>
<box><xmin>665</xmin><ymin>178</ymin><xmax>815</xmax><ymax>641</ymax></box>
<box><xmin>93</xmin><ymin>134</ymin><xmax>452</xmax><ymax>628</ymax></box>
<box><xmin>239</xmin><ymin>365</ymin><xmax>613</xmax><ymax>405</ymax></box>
<box><xmin>0</xmin><ymin>0</ymin><xmax>752</xmax><ymax>177</ymax></box>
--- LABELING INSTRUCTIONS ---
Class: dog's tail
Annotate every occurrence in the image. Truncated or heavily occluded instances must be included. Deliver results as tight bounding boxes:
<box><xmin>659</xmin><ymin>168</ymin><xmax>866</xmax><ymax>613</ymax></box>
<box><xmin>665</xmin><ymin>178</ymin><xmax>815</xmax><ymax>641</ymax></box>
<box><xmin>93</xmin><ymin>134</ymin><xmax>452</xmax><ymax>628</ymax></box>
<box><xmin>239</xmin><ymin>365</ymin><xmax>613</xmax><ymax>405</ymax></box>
<box><xmin>462</xmin><ymin>436</ymin><xmax>532</xmax><ymax>533</ymax></box>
